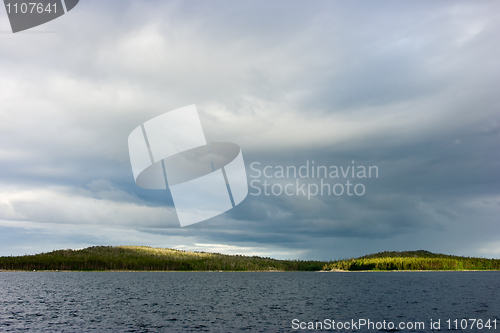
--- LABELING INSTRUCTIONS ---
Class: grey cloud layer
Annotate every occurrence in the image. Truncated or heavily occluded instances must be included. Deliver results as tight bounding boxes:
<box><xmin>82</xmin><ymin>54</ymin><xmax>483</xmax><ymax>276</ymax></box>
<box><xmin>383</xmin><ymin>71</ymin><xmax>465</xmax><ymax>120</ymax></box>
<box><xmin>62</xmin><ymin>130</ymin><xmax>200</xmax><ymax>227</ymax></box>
<box><xmin>0</xmin><ymin>0</ymin><xmax>499</xmax><ymax>259</ymax></box>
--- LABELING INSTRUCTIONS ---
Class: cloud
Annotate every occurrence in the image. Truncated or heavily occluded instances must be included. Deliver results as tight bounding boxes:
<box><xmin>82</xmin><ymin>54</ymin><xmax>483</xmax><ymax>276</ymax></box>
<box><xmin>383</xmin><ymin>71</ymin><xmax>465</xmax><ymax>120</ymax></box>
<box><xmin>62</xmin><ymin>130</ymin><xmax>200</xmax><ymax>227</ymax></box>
<box><xmin>0</xmin><ymin>182</ymin><xmax>178</xmax><ymax>228</ymax></box>
<box><xmin>0</xmin><ymin>0</ymin><xmax>499</xmax><ymax>258</ymax></box>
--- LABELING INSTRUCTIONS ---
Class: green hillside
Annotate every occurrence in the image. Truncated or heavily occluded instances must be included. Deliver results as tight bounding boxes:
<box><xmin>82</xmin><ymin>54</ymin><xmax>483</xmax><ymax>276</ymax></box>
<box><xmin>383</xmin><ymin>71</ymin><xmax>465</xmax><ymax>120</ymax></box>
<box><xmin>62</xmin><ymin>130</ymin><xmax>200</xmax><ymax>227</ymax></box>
<box><xmin>0</xmin><ymin>247</ymin><xmax>498</xmax><ymax>271</ymax></box>
<box><xmin>323</xmin><ymin>250</ymin><xmax>500</xmax><ymax>271</ymax></box>
<box><xmin>0</xmin><ymin>246</ymin><xmax>323</xmax><ymax>271</ymax></box>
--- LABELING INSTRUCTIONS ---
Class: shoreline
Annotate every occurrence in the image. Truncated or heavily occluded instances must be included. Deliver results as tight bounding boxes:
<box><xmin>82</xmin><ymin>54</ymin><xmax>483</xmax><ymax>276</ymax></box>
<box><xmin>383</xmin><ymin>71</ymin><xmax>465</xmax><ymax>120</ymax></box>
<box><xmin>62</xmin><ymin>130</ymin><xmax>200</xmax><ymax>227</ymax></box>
<box><xmin>1</xmin><ymin>269</ymin><xmax>499</xmax><ymax>273</ymax></box>
<box><xmin>320</xmin><ymin>269</ymin><xmax>500</xmax><ymax>272</ymax></box>
<box><xmin>2</xmin><ymin>247</ymin><xmax>498</xmax><ymax>272</ymax></box>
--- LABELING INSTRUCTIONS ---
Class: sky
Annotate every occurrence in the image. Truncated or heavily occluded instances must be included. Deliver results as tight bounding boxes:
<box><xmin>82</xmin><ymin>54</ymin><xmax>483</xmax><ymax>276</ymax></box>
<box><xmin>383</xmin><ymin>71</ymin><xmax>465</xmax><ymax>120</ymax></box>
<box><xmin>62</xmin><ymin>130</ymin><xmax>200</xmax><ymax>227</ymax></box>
<box><xmin>0</xmin><ymin>0</ymin><xmax>499</xmax><ymax>260</ymax></box>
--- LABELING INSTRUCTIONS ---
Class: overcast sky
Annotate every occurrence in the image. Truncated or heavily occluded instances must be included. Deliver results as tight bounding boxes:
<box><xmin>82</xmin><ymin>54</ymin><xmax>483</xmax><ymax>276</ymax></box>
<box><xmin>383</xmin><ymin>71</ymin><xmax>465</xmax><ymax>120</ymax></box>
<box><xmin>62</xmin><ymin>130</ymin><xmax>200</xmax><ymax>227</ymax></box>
<box><xmin>0</xmin><ymin>0</ymin><xmax>499</xmax><ymax>260</ymax></box>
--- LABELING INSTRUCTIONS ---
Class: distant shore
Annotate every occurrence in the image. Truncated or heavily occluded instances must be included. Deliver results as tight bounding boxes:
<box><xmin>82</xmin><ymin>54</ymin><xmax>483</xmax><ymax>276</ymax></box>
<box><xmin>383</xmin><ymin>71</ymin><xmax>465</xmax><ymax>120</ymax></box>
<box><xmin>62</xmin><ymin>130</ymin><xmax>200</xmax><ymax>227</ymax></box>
<box><xmin>0</xmin><ymin>269</ymin><xmax>500</xmax><ymax>273</ymax></box>
<box><xmin>320</xmin><ymin>269</ymin><xmax>500</xmax><ymax>272</ymax></box>
<box><xmin>1</xmin><ymin>246</ymin><xmax>499</xmax><ymax>272</ymax></box>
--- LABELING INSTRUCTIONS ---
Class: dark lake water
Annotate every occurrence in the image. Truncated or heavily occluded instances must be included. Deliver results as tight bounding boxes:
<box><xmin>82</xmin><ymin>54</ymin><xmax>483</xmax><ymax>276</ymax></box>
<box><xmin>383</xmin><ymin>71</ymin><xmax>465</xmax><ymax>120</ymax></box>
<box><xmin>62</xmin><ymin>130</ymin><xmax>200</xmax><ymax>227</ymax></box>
<box><xmin>0</xmin><ymin>271</ymin><xmax>499</xmax><ymax>332</ymax></box>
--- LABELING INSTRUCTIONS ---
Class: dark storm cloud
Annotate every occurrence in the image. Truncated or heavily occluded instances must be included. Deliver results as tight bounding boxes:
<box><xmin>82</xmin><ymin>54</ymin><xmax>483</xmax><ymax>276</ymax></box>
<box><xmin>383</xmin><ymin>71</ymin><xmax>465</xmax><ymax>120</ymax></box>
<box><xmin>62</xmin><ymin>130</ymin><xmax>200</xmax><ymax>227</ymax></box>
<box><xmin>0</xmin><ymin>0</ymin><xmax>499</xmax><ymax>258</ymax></box>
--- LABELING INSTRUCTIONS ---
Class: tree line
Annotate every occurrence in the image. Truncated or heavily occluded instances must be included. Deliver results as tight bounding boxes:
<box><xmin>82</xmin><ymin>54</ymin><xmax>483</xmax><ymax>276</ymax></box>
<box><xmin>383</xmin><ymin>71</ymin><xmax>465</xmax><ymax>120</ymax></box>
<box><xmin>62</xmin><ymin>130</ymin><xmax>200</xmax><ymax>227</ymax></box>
<box><xmin>323</xmin><ymin>251</ymin><xmax>500</xmax><ymax>271</ymax></box>
<box><xmin>0</xmin><ymin>246</ymin><xmax>324</xmax><ymax>271</ymax></box>
<box><xmin>1</xmin><ymin>247</ymin><xmax>498</xmax><ymax>271</ymax></box>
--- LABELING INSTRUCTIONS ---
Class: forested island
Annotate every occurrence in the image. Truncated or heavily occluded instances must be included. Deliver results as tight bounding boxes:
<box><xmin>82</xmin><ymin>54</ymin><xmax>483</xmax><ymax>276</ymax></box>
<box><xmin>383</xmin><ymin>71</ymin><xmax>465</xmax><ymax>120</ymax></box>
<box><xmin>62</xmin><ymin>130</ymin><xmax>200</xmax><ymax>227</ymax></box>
<box><xmin>0</xmin><ymin>246</ymin><xmax>499</xmax><ymax>271</ymax></box>
<box><xmin>323</xmin><ymin>250</ymin><xmax>500</xmax><ymax>271</ymax></box>
<box><xmin>0</xmin><ymin>246</ymin><xmax>323</xmax><ymax>271</ymax></box>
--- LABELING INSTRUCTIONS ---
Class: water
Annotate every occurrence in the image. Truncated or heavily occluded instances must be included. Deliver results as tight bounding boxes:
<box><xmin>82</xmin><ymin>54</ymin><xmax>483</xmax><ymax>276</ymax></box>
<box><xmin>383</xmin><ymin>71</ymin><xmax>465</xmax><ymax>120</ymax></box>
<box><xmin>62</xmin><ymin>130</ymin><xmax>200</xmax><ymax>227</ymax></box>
<box><xmin>0</xmin><ymin>271</ymin><xmax>499</xmax><ymax>332</ymax></box>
